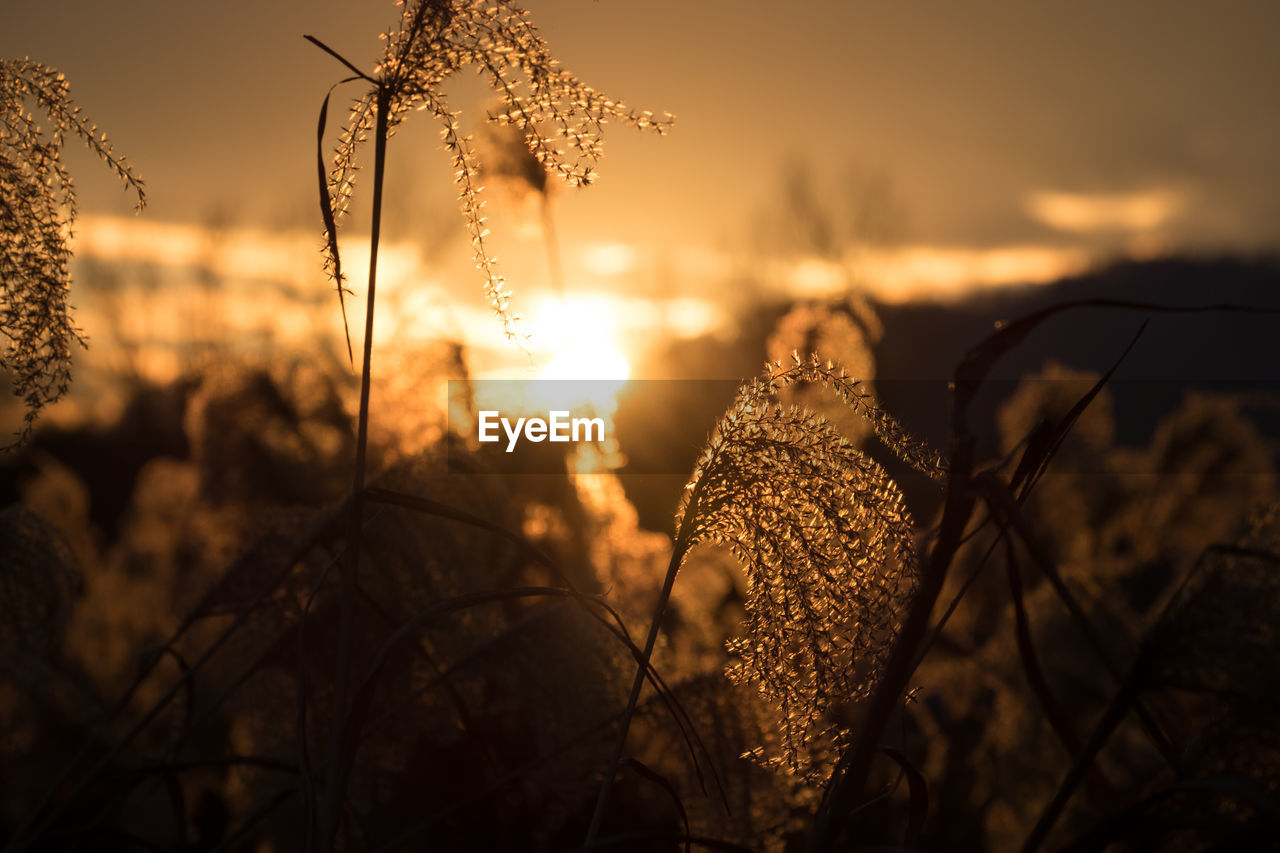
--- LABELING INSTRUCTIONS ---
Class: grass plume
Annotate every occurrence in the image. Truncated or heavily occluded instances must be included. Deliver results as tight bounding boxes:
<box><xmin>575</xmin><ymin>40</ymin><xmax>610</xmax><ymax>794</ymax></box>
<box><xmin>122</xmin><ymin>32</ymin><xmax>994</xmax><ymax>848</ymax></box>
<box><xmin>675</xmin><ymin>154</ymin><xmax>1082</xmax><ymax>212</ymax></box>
<box><xmin>590</xmin><ymin>354</ymin><xmax>944</xmax><ymax>844</ymax></box>
<box><xmin>316</xmin><ymin>0</ymin><xmax>672</xmax><ymax>346</ymax></box>
<box><xmin>0</xmin><ymin>58</ymin><xmax>145</xmax><ymax>446</ymax></box>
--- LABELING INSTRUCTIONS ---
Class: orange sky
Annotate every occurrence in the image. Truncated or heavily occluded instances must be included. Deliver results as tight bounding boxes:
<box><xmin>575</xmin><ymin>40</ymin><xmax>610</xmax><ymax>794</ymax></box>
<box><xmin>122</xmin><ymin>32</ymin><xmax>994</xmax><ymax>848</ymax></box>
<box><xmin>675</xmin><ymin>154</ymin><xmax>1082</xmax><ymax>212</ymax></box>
<box><xmin>6</xmin><ymin>1</ymin><xmax>1280</xmax><ymax>267</ymax></box>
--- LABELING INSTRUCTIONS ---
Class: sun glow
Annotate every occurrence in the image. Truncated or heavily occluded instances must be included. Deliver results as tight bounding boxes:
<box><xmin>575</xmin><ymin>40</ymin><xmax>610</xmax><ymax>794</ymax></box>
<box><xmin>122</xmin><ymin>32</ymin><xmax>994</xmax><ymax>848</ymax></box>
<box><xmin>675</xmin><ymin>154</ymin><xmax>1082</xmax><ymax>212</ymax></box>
<box><xmin>541</xmin><ymin>343</ymin><xmax>630</xmax><ymax>383</ymax></box>
<box><xmin>520</xmin><ymin>296</ymin><xmax>632</xmax><ymax>473</ymax></box>
<box><xmin>531</xmin><ymin>296</ymin><xmax>631</xmax><ymax>386</ymax></box>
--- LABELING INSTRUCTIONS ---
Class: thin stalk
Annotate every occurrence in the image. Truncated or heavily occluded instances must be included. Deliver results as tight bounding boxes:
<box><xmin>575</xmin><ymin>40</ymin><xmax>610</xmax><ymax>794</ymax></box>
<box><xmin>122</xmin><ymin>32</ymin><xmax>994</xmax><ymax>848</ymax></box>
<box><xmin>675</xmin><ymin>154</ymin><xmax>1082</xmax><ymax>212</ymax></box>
<box><xmin>1020</xmin><ymin>663</ymin><xmax>1145</xmax><ymax>853</ymax></box>
<box><xmin>585</xmin><ymin>538</ymin><xmax>688</xmax><ymax>849</ymax></box>
<box><xmin>7</xmin><ymin>600</ymin><xmax>262</xmax><ymax>850</ymax></box>
<box><xmin>321</xmin><ymin>82</ymin><xmax>391</xmax><ymax>851</ymax></box>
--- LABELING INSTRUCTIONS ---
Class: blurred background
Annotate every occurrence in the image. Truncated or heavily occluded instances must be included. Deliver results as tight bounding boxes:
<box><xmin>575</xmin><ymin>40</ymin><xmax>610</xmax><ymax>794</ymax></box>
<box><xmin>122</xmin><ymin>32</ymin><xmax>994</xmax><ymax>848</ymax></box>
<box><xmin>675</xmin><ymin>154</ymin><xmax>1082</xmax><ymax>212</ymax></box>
<box><xmin>5</xmin><ymin>3</ymin><xmax>1280</xmax><ymax>849</ymax></box>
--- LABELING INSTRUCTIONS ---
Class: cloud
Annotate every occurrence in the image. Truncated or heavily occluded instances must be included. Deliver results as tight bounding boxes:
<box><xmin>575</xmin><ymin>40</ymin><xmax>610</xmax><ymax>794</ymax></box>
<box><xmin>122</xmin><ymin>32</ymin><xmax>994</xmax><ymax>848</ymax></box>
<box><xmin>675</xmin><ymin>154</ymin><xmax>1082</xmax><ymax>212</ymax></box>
<box><xmin>1026</xmin><ymin>188</ymin><xmax>1186</xmax><ymax>234</ymax></box>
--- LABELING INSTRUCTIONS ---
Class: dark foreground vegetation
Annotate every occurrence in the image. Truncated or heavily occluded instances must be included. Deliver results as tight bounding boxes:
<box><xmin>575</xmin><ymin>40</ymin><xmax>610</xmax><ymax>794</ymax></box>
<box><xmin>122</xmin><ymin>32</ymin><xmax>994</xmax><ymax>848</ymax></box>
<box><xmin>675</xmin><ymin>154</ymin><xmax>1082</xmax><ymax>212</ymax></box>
<box><xmin>3</xmin><ymin>256</ymin><xmax>1280</xmax><ymax>852</ymax></box>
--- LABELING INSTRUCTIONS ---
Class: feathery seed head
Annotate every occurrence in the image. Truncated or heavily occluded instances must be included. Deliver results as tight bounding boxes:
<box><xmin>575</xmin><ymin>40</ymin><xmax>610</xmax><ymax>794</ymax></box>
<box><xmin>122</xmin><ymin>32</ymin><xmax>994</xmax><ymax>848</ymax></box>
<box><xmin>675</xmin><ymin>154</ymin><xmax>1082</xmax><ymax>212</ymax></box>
<box><xmin>675</xmin><ymin>355</ymin><xmax>944</xmax><ymax>776</ymax></box>
<box><xmin>1</xmin><ymin>58</ymin><xmax>145</xmax><ymax>447</ymax></box>
<box><xmin>321</xmin><ymin>1</ymin><xmax>671</xmax><ymax>342</ymax></box>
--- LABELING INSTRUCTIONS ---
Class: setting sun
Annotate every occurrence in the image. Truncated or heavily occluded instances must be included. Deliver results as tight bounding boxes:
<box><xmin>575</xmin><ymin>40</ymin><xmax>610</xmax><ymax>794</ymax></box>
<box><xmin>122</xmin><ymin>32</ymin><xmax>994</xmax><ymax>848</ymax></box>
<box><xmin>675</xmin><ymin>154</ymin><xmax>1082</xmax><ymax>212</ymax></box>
<box><xmin>532</xmin><ymin>296</ymin><xmax>632</xmax><ymax>389</ymax></box>
<box><xmin>540</xmin><ymin>342</ymin><xmax>630</xmax><ymax>383</ymax></box>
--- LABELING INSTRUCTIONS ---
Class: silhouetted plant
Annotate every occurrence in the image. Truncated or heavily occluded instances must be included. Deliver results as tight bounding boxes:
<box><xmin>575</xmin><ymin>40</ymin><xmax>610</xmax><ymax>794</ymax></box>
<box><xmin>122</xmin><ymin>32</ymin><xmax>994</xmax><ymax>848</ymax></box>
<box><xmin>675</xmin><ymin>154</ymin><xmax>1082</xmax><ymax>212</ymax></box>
<box><xmin>590</xmin><ymin>354</ymin><xmax>945</xmax><ymax>843</ymax></box>
<box><xmin>684</xmin><ymin>356</ymin><xmax>943</xmax><ymax>777</ymax></box>
<box><xmin>315</xmin><ymin>0</ymin><xmax>672</xmax><ymax>348</ymax></box>
<box><xmin>306</xmin><ymin>3</ymin><xmax>669</xmax><ymax>848</ymax></box>
<box><xmin>0</xmin><ymin>58</ymin><xmax>145</xmax><ymax>446</ymax></box>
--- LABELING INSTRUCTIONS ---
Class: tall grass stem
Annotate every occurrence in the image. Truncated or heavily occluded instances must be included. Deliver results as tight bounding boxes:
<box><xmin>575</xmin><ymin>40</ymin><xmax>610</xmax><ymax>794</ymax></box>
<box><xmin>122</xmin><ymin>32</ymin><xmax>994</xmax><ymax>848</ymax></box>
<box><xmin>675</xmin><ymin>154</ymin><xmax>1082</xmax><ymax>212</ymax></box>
<box><xmin>321</xmin><ymin>82</ymin><xmax>391</xmax><ymax>851</ymax></box>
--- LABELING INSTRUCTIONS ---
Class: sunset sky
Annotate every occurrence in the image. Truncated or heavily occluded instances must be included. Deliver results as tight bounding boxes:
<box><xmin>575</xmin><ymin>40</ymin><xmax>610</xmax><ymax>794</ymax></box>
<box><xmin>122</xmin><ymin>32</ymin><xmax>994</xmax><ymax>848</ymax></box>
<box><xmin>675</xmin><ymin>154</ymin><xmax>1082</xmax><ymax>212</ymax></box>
<box><xmin>6</xmin><ymin>1</ymin><xmax>1278</xmax><ymax>247</ymax></box>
